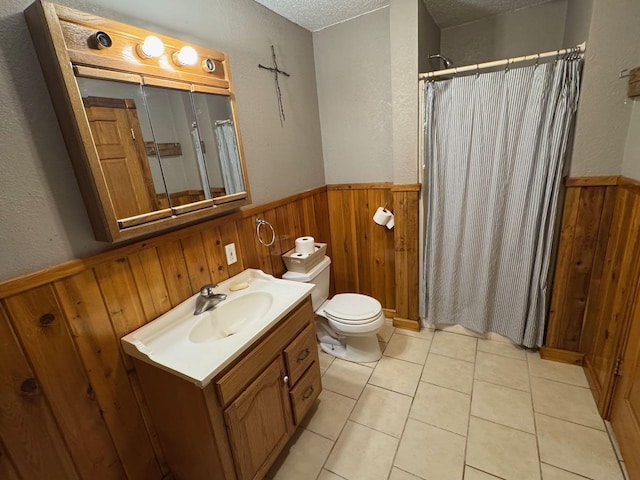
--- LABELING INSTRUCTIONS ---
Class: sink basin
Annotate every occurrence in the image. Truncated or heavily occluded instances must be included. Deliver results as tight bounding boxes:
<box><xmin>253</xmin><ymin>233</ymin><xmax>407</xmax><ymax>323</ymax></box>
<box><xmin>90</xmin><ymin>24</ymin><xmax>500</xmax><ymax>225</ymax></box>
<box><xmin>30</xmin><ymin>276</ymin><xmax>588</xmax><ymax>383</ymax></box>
<box><xmin>188</xmin><ymin>291</ymin><xmax>274</xmax><ymax>343</ymax></box>
<box><xmin>121</xmin><ymin>269</ymin><xmax>314</xmax><ymax>387</ymax></box>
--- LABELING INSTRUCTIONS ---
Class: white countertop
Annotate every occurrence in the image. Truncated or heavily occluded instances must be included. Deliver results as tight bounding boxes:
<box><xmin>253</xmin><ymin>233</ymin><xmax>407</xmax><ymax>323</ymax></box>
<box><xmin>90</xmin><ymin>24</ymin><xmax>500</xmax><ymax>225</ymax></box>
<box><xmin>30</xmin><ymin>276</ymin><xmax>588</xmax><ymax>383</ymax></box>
<box><xmin>121</xmin><ymin>269</ymin><xmax>314</xmax><ymax>388</ymax></box>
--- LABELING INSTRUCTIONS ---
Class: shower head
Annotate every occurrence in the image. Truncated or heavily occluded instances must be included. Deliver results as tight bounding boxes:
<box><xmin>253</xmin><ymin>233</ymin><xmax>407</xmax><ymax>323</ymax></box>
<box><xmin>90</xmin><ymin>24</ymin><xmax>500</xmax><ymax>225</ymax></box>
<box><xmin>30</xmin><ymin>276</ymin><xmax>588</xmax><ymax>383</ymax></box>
<box><xmin>428</xmin><ymin>54</ymin><xmax>453</xmax><ymax>69</ymax></box>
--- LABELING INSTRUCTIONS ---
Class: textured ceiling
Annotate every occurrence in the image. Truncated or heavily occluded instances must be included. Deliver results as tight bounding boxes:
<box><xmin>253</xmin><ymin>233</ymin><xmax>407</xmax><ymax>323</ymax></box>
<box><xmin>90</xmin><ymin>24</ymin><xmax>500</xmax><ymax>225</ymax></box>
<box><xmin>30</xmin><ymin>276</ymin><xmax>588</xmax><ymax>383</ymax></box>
<box><xmin>253</xmin><ymin>0</ymin><xmax>388</xmax><ymax>32</ymax></box>
<box><xmin>253</xmin><ymin>0</ymin><xmax>554</xmax><ymax>31</ymax></box>
<box><xmin>426</xmin><ymin>0</ymin><xmax>554</xmax><ymax>28</ymax></box>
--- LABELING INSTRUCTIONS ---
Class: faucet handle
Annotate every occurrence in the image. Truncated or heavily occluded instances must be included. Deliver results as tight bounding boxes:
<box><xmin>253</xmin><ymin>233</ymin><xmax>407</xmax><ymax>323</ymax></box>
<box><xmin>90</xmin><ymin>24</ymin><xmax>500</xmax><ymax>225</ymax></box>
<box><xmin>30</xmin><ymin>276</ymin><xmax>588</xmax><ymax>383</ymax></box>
<box><xmin>199</xmin><ymin>284</ymin><xmax>218</xmax><ymax>297</ymax></box>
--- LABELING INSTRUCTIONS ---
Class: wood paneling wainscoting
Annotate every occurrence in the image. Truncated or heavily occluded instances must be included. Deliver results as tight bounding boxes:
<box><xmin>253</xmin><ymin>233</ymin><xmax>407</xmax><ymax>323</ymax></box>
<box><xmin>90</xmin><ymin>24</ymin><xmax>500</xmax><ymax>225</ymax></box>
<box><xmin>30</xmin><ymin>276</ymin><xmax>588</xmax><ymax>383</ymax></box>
<box><xmin>545</xmin><ymin>176</ymin><xmax>640</xmax><ymax>414</ymax></box>
<box><xmin>0</xmin><ymin>182</ymin><xmax>420</xmax><ymax>479</ymax></box>
<box><xmin>327</xmin><ymin>183</ymin><xmax>421</xmax><ymax>330</ymax></box>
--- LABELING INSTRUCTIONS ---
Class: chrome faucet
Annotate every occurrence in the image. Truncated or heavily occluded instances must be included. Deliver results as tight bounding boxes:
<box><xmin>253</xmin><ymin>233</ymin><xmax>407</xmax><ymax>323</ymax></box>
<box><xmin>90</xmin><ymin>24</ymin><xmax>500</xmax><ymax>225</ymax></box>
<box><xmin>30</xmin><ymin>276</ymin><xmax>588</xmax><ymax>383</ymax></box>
<box><xmin>194</xmin><ymin>284</ymin><xmax>227</xmax><ymax>315</ymax></box>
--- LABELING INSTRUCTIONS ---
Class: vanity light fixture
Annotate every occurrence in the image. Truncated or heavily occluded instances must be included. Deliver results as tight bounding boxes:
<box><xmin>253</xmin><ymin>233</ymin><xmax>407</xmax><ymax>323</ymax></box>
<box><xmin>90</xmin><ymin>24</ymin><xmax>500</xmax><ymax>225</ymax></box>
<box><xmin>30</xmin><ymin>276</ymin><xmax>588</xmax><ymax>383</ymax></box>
<box><xmin>137</xmin><ymin>35</ymin><xmax>164</xmax><ymax>59</ymax></box>
<box><xmin>173</xmin><ymin>45</ymin><xmax>198</xmax><ymax>66</ymax></box>
<box><xmin>89</xmin><ymin>31</ymin><xmax>112</xmax><ymax>49</ymax></box>
<box><xmin>202</xmin><ymin>58</ymin><xmax>216</xmax><ymax>73</ymax></box>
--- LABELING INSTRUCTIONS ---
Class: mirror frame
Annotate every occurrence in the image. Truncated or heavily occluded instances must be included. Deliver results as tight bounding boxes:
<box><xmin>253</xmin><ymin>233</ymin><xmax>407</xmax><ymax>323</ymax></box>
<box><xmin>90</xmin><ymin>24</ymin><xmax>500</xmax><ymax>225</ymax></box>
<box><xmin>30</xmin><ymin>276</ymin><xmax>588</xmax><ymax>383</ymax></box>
<box><xmin>25</xmin><ymin>0</ymin><xmax>251</xmax><ymax>242</ymax></box>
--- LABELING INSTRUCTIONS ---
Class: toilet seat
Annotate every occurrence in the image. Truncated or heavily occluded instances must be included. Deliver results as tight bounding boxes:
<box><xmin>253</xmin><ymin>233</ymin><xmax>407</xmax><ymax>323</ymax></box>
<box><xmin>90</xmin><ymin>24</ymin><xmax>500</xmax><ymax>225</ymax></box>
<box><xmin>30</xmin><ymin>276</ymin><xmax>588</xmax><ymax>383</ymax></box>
<box><xmin>323</xmin><ymin>293</ymin><xmax>383</xmax><ymax>325</ymax></box>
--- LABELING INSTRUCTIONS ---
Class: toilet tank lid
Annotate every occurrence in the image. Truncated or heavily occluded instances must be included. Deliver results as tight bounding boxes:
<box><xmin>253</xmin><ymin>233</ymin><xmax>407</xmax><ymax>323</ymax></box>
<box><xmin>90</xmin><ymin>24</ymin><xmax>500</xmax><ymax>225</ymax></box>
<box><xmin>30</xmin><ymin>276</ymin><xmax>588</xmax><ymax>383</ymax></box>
<box><xmin>282</xmin><ymin>256</ymin><xmax>331</xmax><ymax>282</ymax></box>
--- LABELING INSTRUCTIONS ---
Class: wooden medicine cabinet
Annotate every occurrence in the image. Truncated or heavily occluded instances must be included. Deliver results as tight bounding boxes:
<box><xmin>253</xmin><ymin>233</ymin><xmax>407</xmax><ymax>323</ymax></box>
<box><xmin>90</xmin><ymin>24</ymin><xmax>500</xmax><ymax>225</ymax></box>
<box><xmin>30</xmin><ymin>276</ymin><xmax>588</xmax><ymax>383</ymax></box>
<box><xmin>25</xmin><ymin>1</ymin><xmax>251</xmax><ymax>242</ymax></box>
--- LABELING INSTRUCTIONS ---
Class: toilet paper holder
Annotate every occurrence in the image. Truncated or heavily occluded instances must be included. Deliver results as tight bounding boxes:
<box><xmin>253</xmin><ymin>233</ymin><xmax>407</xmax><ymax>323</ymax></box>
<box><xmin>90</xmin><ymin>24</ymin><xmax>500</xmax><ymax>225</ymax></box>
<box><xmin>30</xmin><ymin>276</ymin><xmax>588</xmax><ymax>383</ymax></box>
<box><xmin>256</xmin><ymin>217</ymin><xmax>276</xmax><ymax>246</ymax></box>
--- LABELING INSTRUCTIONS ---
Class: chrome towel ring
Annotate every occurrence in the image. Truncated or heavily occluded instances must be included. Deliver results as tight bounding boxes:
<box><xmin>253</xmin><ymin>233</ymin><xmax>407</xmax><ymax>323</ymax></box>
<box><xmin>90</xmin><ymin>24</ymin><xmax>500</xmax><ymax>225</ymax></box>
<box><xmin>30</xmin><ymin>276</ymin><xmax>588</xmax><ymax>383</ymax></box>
<box><xmin>256</xmin><ymin>217</ymin><xmax>276</xmax><ymax>247</ymax></box>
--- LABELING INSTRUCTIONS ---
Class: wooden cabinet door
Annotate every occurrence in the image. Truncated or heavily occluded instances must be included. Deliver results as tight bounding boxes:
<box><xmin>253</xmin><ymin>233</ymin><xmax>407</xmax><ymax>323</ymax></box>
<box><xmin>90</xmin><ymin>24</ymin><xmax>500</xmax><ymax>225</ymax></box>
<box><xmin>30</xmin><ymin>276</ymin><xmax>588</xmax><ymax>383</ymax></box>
<box><xmin>224</xmin><ymin>356</ymin><xmax>292</xmax><ymax>480</ymax></box>
<box><xmin>84</xmin><ymin>96</ymin><xmax>158</xmax><ymax>219</ymax></box>
<box><xmin>611</xmin><ymin>289</ymin><xmax>640</xmax><ymax>480</ymax></box>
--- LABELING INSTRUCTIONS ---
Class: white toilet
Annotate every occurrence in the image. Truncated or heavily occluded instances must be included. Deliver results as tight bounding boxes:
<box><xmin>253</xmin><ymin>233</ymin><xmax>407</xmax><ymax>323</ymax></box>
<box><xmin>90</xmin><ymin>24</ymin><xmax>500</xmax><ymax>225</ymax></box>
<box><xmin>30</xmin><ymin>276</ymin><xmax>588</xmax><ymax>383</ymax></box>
<box><xmin>283</xmin><ymin>256</ymin><xmax>385</xmax><ymax>363</ymax></box>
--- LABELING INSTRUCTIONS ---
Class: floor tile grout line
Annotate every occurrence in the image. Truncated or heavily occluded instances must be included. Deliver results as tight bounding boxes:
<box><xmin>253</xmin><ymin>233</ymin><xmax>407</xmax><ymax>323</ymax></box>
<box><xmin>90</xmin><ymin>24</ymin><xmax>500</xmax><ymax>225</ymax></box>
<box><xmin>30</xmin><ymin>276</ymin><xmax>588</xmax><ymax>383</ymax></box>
<box><xmin>385</xmin><ymin>328</ymin><xmax>434</xmax><ymax>480</ymax></box>
<box><xmin>539</xmin><ymin>462</ymin><xmax>595</xmax><ymax>479</ymax></box>
<box><xmin>407</xmin><ymin>413</ymin><xmax>468</xmax><ymax>439</ymax></box>
<box><xmin>524</xmin><ymin>351</ymin><xmax>544</xmax><ymax>480</ymax></box>
<box><xmin>530</xmin><ymin>373</ymin><xmax>596</xmax><ymax>390</ymax></box>
<box><xmin>462</xmin><ymin>338</ymin><xmax>478</xmax><ymax>475</ymax></box>
<box><xmin>471</xmin><ymin>377</ymin><xmax>531</xmax><ymax>394</ymax></box>
<box><xmin>465</xmin><ymin>465</ymin><xmax>509</xmax><ymax>479</ymax></box>
<box><xmin>317</xmin><ymin>355</ymin><xmax>376</xmax><ymax>479</ymax></box>
<box><xmin>467</xmin><ymin>414</ymin><xmax>537</xmax><ymax>436</ymax></box>
<box><xmin>534</xmin><ymin>411</ymin><xmax>616</xmax><ymax>434</ymax></box>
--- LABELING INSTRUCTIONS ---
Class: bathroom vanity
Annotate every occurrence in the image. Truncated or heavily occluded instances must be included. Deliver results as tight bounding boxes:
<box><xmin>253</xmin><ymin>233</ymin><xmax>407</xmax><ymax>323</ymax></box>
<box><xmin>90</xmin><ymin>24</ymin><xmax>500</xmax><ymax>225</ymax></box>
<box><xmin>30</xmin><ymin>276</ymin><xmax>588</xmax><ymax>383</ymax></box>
<box><xmin>122</xmin><ymin>270</ymin><xmax>321</xmax><ymax>480</ymax></box>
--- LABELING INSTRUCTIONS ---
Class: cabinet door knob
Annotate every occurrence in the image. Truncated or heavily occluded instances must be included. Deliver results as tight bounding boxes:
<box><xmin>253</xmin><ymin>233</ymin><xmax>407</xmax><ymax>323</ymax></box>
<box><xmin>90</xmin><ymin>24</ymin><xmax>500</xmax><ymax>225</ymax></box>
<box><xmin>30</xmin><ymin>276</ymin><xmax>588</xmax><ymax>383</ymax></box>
<box><xmin>297</xmin><ymin>348</ymin><xmax>310</xmax><ymax>363</ymax></box>
<box><xmin>282</xmin><ymin>375</ymin><xmax>289</xmax><ymax>384</ymax></box>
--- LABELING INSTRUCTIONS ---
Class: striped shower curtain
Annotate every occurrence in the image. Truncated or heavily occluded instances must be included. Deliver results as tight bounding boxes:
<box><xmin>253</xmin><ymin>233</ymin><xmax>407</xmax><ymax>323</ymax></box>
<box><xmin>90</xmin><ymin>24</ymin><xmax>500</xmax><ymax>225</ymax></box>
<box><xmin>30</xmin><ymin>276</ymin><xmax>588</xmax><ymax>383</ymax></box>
<box><xmin>422</xmin><ymin>59</ymin><xmax>582</xmax><ymax>347</ymax></box>
<box><xmin>214</xmin><ymin>120</ymin><xmax>245</xmax><ymax>194</ymax></box>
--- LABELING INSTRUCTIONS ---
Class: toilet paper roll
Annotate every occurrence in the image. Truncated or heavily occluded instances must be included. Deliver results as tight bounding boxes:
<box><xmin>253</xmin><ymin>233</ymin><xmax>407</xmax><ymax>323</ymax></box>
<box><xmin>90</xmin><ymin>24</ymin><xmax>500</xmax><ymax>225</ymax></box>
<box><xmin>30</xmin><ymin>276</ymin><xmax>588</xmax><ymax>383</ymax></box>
<box><xmin>386</xmin><ymin>214</ymin><xmax>395</xmax><ymax>230</ymax></box>
<box><xmin>291</xmin><ymin>252</ymin><xmax>309</xmax><ymax>259</ymax></box>
<box><xmin>295</xmin><ymin>236</ymin><xmax>315</xmax><ymax>255</ymax></box>
<box><xmin>373</xmin><ymin>207</ymin><xmax>392</xmax><ymax>226</ymax></box>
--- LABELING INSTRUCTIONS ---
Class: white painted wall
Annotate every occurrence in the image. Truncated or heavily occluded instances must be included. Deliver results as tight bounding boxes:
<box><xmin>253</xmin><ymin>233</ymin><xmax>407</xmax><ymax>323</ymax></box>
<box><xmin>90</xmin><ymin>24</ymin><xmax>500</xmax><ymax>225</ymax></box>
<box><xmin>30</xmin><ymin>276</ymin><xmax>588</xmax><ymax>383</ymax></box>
<box><xmin>313</xmin><ymin>7</ymin><xmax>393</xmax><ymax>184</ymax></box>
<box><xmin>622</xmin><ymin>101</ymin><xmax>640</xmax><ymax>180</ymax></box>
<box><xmin>390</xmin><ymin>0</ymin><xmax>419</xmax><ymax>184</ymax></box>
<box><xmin>418</xmin><ymin>0</ymin><xmax>441</xmax><ymax>73</ymax></box>
<box><xmin>563</xmin><ymin>0</ymin><xmax>593</xmax><ymax>46</ymax></box>
<box><xmin>440</xmin><ymin>0</ymin><xmax>568</xmax><ymax>67</ymax></box>
<box><xmin>569</xmin><ymin>0</ymin><xmax>640</xmax><ymax>175</ymax></box>
<box><xmin>0</xmin><ymin>0</ymin><xmax>325</xmax><ymax>280</ymax></box>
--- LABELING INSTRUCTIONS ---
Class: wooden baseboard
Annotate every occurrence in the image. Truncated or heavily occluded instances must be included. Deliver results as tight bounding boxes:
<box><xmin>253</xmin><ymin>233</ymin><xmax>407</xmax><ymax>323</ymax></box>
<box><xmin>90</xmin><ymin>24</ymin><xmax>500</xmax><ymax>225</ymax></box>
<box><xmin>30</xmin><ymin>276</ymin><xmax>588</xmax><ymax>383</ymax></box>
<box><xmin>393</xmin><ymin>317</ymin><xmax>420</xmax><ymax>332</ymax></box>
<box><xmin>383</xmin><ymin>308</ymin><xmax>396</xmax><ymax>319</ymax></box>
<box><xmin>540</xmin><ymin>347</ymin><xmax>584</xmax><ymax>366</ymax></box>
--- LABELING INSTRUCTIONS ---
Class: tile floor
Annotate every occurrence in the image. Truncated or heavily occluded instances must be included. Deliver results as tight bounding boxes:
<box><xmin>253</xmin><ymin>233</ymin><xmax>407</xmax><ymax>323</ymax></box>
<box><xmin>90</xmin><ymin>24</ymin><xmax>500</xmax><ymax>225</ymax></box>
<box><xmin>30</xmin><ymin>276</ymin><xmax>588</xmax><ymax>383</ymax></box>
<box><xmin>266</xmin><ymin>322</ymin><xmax>628</xmax><ymax>480</ymax></box>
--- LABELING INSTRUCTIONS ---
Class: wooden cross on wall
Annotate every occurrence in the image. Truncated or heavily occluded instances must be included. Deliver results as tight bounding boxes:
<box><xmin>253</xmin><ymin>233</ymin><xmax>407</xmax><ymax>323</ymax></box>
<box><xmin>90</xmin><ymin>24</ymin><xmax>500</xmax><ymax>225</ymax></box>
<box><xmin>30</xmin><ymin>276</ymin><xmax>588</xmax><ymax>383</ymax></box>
<box><xmin>258</xmin><ymin>45</ymin><xmax>290</xmax><ymax>126</ymax></box>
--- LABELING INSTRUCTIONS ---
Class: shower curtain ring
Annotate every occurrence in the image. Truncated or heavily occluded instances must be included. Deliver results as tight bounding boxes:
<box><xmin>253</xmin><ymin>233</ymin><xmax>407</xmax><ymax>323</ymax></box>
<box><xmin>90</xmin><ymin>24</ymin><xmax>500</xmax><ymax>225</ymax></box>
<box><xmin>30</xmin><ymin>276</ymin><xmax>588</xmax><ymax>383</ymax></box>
<box><xmin>534</xmin><ymin>53</ymin><xmax>541</xmax><ymax>68</ymax></box>
<box><xmin>453</xmin><ymin>67</ymin><xmax>458</xmax><ymax>77</ymax></box>
<box><xmin>475</xmin><ymin>64</ymin><xmax>480</xmax><ymax>78</ymax></box>
<box><xmin>505</xmin><ymin>59</ymin><xmax>510</xmax><ymax>73</ymax></box>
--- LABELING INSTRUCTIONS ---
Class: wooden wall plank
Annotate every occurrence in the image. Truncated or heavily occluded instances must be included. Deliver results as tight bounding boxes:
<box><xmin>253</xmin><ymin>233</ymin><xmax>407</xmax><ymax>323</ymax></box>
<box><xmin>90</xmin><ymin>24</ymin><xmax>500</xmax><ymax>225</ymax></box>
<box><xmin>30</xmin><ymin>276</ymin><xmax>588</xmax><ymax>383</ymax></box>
<box><xmin>264</xmin><ymin>208</ymin><xmax>284</xmax><ymax>277</ymax></box>
<box><xmin>4</xmin><ymin>287</ymin><xmax>123</xmax><ymax>480</ymax></box>
<box><xmin>580</xmin><ymin>186</ymin><xmax>618</xmax><ymax>353</ymax></box>
<box><xmin>237</xmin><ymin>215</ymin><xmax>261</xmax><ymax>271</ymax></box>
<box><xmin>157</xmin><ymin>241</ymin><xmax>193</xmax><ymax>307</ymax></box>
<box><xmin>181</xmin><ymin>234</ymin><xmax>213</xmax><ymax>294</ymax></box>
<box><xmin>54</xmin><ymin>271</ymin><xmax>163</xmax><ymax>480</ymax></box>
<box><xmin>582</xmin><ymin>188</ymin><xmax>640</xmax><ymax>415</ymax></box>
<box><xmin>547</xmin><ymin>188</ymin><xmax>581</xmax><ymax>348</ymax></box>
<box><xmin>202</xmin><ymin>227</ymin><xmax>229</xmax><ymax>284</ymax></box>
<box><xmin>393</xmin><ymin>190</ymin><xmax>420</xmax><ymax>325</ymax></box>
<box><xmin>0</xmin><ymin>439</ymin><xmax>21</xmax><ymax>480</ymax></box>
<box><xmin>95</xmin><ymin>258</ymin><xmax>148</xmax><ymax>347</ymax></box>
<box><xmin>0</xmin><ymin>304</ymin><xmax>80</xmax><ymax>480</ymax></box>
<box><xmin>328</xmin><ymin>189</ymin><xmax>359</xmax><ymax>293</ymax></box>
<box><xmin>127</xmin><ymin>247</ymin><xmax>172</xmax><ymax>322</ymax></box>
<box><xmin>368</xmin><ymin>189</ymin><xmax>395</xmax><ymax>309</ymax></box>
<box><xmin>354</xmin><ymin>189</ymin><xmax>373</xmax><ymax>297</ymax></box>
<box><xmin>301</xmin><ymin>195</ymin><xmax>319</xmax><ymax>240</ymax></box>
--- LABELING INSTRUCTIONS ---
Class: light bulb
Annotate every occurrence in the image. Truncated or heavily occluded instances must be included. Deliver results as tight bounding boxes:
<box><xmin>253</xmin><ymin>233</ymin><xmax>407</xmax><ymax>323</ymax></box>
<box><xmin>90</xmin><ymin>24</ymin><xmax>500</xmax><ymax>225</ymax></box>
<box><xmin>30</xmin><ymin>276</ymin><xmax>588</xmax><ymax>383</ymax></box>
<box><xmin>137</xmin><ymin>36</ymin><xmax>164</xmax><ymax>59</ymax></box>
<box><xmin>173</xmin><ymin>46</ymin><xmax>198</xmax><ymax>66</ymax></box>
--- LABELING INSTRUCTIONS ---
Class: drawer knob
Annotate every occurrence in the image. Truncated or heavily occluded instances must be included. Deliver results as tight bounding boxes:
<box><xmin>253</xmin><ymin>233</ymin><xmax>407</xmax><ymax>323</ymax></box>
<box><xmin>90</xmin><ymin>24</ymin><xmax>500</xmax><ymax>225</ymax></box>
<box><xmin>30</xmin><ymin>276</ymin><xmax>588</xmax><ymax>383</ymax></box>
<box><xmin>282</xmin><ymin>375</ymin><xmax>289</xmax><ymax>385</ymax></box>
<box><xmin>297</xmin><ymin>348</ymin><xmax>311</xmax><ymax>363</ymax></box>
<box><xmin>302</xmin><ymin>385</ymin><xmax>314</xmax><ymax>400</ymax></box>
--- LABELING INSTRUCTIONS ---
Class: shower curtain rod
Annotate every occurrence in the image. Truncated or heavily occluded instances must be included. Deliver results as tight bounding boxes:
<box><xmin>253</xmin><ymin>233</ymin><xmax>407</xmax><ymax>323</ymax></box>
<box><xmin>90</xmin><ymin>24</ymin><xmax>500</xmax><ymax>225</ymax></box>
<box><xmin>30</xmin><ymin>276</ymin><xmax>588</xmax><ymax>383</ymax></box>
<box><xmin>418</xmin><ymin>42</ymin><xmax>586</xmax><ymax>80</ymax></box>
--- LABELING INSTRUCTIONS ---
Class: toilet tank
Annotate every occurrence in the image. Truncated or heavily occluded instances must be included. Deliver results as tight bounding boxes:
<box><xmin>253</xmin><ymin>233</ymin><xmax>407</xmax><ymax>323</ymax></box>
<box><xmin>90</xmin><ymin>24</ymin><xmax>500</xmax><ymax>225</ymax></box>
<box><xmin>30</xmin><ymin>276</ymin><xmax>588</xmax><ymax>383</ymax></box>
<box><xmin>282</xmin><ymin>256</ymin><xmax>331</xmax><ymax>311</ymax></box>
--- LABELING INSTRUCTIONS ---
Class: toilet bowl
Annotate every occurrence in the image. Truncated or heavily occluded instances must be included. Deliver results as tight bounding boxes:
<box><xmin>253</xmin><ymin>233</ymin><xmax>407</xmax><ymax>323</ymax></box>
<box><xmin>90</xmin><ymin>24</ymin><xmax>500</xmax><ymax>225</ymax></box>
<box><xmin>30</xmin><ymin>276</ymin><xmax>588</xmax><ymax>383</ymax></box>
<box><xmin>283</xmin><ymin>257</ymin><xmax>385</xmax><ymax>363</ymax></box>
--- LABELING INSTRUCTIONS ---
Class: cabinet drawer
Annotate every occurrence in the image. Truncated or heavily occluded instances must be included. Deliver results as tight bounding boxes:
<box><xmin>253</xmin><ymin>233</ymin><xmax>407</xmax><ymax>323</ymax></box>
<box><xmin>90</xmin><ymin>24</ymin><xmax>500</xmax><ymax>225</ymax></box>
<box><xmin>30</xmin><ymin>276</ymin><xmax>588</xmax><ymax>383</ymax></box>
<box><xmin>284</xmin><ymin>323</ymin><xmax>319</xmax><ymax>386</ymax></box>
<box><xmin>215</xmin><ymin>297</ymin><xmax>314</xmax><ymax>406</ymax></box>
<box><xmin>289</xmin><ymin>362</ymin><xmax>321</xmax><ymax>424</ymax></box>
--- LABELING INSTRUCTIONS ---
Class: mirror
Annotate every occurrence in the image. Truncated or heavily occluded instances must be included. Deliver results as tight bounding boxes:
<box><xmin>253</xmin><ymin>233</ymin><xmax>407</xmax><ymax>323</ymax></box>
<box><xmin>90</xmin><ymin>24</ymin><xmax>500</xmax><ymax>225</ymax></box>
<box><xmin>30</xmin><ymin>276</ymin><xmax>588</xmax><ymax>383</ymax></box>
<box><xmin>192</xmin><ymin>92</ymin><xmax>245</xmax><ymax>196</ymax></box>
<box><xmin>26</xmin><ymin>1</ymin><xmax>251</xmax><ymax>242</ymax></box>
<box><xmin>76</xmin><ymin>77</ymin><xmax>169</xmax><ymax>219</ymax></box>
<box><xmin>76</xmin><ymin>77</ymin><xmax>248</xmax><ymax>220</ymax></box>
